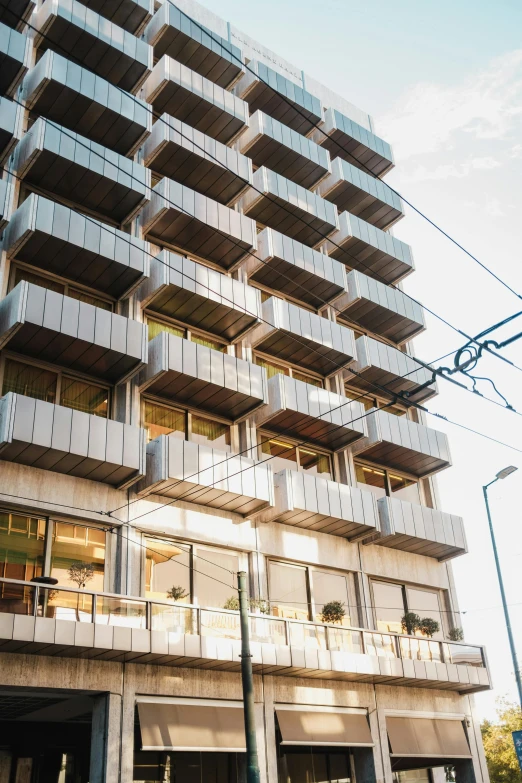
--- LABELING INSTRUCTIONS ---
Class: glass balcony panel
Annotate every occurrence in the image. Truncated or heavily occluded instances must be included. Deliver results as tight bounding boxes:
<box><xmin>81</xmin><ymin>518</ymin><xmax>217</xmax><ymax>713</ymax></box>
<box><xmin>446</xmin><ymin>643</ymin><xmax>484</xmax><ymax>667</ymax></box>
<box><xmin>200</xmin><ymin>608</ymin><xmax>241</xmax><ymax>640</ymax></box>
<box><xmin>327</xmin><ymin>626</ymin><xmax>363</xmax><ymax>655</ymax></box>
<box><xmin>95</xmin><ymin>596</ymin><xmax>147</xmax><ymax>628</ymax></box>
<box><xmin>0</xmin><ymin>582</ymin><xmax>35</xmax><ymax>615</ymax></box>
<box><xmin>249</xmin><ymin>615</ymin><xmax>286</xmax><ymax>646</ymax></box>
<box><xmin>364</xmin><ymin>631</ymin><xmax>396</xmax><ymax>658</ymax></box>
<box><xmin>289</xmin><ymin>622</ymin><xmax>327</xmax><ymax>650</ymax></box>
<box><xmin>39</xmin><ymin>587</ymin><xmax>93</xmax><ymax>622</ymax></box>
<box><xmin>150</xmin><ymin>603</ymin><xmax>195</xmax><ymax>634</ymax></box>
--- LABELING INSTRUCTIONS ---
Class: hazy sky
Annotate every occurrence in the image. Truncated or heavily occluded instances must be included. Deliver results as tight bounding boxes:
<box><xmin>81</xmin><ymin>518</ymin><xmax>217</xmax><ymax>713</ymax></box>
<box><xmin>196</xmin><ymin>0</ymin><xmax>522</xmax><ymax>720</ymax></box>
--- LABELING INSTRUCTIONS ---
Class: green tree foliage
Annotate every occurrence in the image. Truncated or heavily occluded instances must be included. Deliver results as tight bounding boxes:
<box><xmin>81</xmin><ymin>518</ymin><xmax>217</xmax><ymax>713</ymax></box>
<box><xmin>481</xmin><ymin>699</ymin><xmax>522</xmax><ymax>783</ymax></box>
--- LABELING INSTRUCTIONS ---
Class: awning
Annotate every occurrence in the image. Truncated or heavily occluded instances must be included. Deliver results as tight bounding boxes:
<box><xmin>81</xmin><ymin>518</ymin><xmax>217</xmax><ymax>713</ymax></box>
<box><xmin>276</xmin><ymin>707</ymin><xmax>373</xmax><ymax>747</ymax></box>
<box><xmin>137</xmin><ymin>698</ymin><xmax>246</xmax><ymax>752</ymax></box>
<box><xmin>386</xmin><ymin>717</ymin><xmax>471</xmax><ymax>758</ymax></box>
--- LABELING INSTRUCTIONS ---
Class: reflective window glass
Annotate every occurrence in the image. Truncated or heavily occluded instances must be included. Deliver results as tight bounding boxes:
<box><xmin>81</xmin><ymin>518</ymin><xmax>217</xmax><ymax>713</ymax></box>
<box><xmin>147</xmin><ymin>318</ymin><xmax>185</xmax><ymax>341</ymax></box>
<box><xmin>191</xmin><ymin>415</ymin><xmax>231</xmax><ymax>452</ymax></box>
<box><xmin>389</xmin><ymin>472</ymin><xmax>421</xmax><ymax>504</ymax></box>
<box><xmin>355</xmin><ymin>463</ymin><xmax>387</xmax><ymax>499</ymax></box>
<box><xmin>61</xmin><ymin>377</ymin><xmax>109</xmax><ymax>417</ymax></box>
<box><xmin>255</xmin><ymin>356</ymin><xmax>289</xmax><ymax>379</ymax></box>
<box><xmin>145</xmin><ymin>538</ymin><xmax>191</xmax><ymax>603</ymax></box>
<box><xmin>345</xmin><ymin>389</ymin><xmax>375</xmax><ymax>411</ymax></box>
<box><xmin>406</xmin><ymin>587</ymin><xmax>443</xmax><ymax>639</ymax></box>
<box><xmin>269</xmin><ymin>561</ymin><xmax>309</xmax><ymax>621</ymax></box>
<box><xmin>312</xmin><ymin>570</ymin><xmax>351</xmax><ymax>626</ymax></box>
<box><xmin>0</xmin><ymin>512</ymin><xmax>45</xmax><ymax>591</ymax></box>
<box><xmin>298</xmin><ymin>447</ymin><xmax>332</xmax><ymax>479</ymax></box>
<box><xmin>260</xmin><ymin>437</ymin><xmax>297</xmax><ymax>473</ymax></box>
<box><xmin>143</xmin><ymin>401</ymin><xmax>186</xmax><ymax>442</ymax></box>
<box><xmin>372</xmin><ymin>581</ymin><xmax>405</xmax><ymax>635</ymax></box>
<box><xmin>2</xmin><ymin>358</ymin><xmax>57</xmax><ymax>403</ymax></box>
<box><xmin>194</xmin><ymin>548</ymin><xmax>239</xmax><ymax>609</ymax></box>
<box><xmin>50</xmin><ymin>522</ymin><xmax>106</xmax><ymax>592</ymax></box>
<box><xmin>293</xmin><ymin>370</ymin><xmax>323</xmax><ymax>388</ymax></box>
<box><xmin>191</xmin><ymin>334</ymin><xmax>227</xmax><ymax>352</ymax></box>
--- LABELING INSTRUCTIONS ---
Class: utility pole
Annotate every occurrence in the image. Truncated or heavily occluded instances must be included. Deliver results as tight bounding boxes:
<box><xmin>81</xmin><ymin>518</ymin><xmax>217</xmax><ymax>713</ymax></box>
<box><xmin>237</xmin><ymin>570</ymin><xmax>261</xmax><ymax>783</ymax></box>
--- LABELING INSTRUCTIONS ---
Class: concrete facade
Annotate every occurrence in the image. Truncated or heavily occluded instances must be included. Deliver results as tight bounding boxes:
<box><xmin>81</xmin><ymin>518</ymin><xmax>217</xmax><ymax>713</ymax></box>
<box><xmin>0</xmin><ymin>1</ymin><xmax>489</xmax><ymax>782</ymax></box>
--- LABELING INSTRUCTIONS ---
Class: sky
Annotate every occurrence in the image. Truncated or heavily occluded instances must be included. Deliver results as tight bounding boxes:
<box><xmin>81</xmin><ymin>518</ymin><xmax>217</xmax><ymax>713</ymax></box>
<box><xmin>195</xmin><ymin>0</ymin><xmax>522</xmax><ymax>721</ymax></box>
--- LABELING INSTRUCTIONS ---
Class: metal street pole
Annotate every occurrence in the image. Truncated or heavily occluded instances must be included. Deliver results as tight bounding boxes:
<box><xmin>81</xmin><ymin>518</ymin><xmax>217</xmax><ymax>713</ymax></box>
<box><xmin>483</xmin><ymin>473</ymin><xmax>522</xmax><ymax>708</ymax></box>
<box><xmin>237</xmin><ymin>570</ymin><xmax>261</xmax><ymax>783</ymax></box>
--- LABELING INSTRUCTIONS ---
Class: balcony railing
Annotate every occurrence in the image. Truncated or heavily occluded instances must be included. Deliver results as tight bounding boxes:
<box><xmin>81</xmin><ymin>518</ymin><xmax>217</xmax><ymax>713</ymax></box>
<box><xmin>0</xmin><ymin>577</ymin><xmax>485</xmax><ymax>670</ymax></box>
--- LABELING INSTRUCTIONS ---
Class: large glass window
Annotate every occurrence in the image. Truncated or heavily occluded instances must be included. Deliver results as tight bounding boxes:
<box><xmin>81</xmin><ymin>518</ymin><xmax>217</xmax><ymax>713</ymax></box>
<box><xmin>355</xmin><ymin>463</ymin><xmax>387</xmax><ymax>499</ymax></box>
<box><xmin>355</xmin><ymin>462</ymin><xmax>421</xmax><ymax>505</ymax></box>
<box><xmin>2</xmin><ymin>358</ymin><xmax>57</xmax><ymax>402</ymax></box>
<box><xmin>388</xmin><ymin>472</ymin><xmax>421</xmax><ymax>504</ymax></box>
<box><xmin>50</xmin><ymin>522</ymin><xmax>106</xmax><ymax>592</ymax></box>
<box><xmin>254</xmin><ymin>356</ymin><xmax>323</xmax><ymax>388</ymax></box>
<box><xmin>0</xmin><ymin>511</ymin><xmax>45</xmax><ymax>585</ymax></box>
<box><xmin>269</xmin><ymin>561</ymin><xmax>309</xmax><ymax>621</ymax></box>
<box><xmin>60</xmin><ymin>377</ymin><xmax>109</xmax><ymax>418</ymax></box>
<box><xmin>144</xmin><ymin>401</ymin><xmax>186</xmax><ymax>442</ymax></box>
<box><xmin>145</xmin><ymin>538</ymin><xmax>191</xmax><ymax>602</ymax></box>
<box><xmin>191</xmin><ymin>415</ymin><xmax>231</xmax><ymax>452</ymax></box>
<box><xmin>194</xmin><ymin>548</ymin><xmax>239</xmax><ymax>609</ymax></box>
<box><xmin>147</xmin><ymin>318</ymin><xmax>185</xmax><ymax>341</ymax></box>
<box><xmin>278</xmin><ymin>746</ymin><xmax>352</xmax><ymax>783</ymax></box>
<box><xmin>372</xmin><ymin>581</ymin><xmax>405</xmax><ymax>635</ymax></box>
<box><xmin>260</xmin><ymin>436</ymin><xmax>332</xmax><ymax>479</ymax></box>
<box><xmin>312</xmin><ymin>570</ymin><xmax>351</xmax><ymax>627</ymax></box>
<box><xmin>12</xmin><ymin>266</ymin><xmax>113</xmax><ymax>310</ymax></box>
<box><xmin>406</xmin><ymin>587</ymin><xmax>444</xmax><ymax>640</ymax></box>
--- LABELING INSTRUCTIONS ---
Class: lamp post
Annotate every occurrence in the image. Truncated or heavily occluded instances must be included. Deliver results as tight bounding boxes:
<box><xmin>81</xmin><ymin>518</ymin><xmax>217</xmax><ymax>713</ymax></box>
<box><xmin>483</xmin><ymin>466</ymin><xmax>522</xmax><ymax>708</ymax></box>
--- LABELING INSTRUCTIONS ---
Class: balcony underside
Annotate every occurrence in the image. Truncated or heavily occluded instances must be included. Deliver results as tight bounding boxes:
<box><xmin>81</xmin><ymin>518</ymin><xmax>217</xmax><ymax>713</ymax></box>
<box><xmin>0</xmin><ymin>0</ymin><xmax>35</xmax><ymax>30</ymax></box>
<box><xmin>0</xmin><ymin>24</ymin><xmax>27</xmax><ymax>97</ymax></box>
<box><xmin>237</xmin><ymin>78</ymin><xmax>322</xmax><ymax>136</ymax></box>
<box><xmin>81</xmin><ymin>0</ymin><xmax>153</xmax><ymax>35</ymax></box>
<box><xmin>0</xmin><ymin>96</ymin><xmax>18</xmax><ymax>163</ymax></box>
<box><xmin>0</xmin><ymin>180</ymin><xmax>9</xmax><ymax>232</ymax></box>
<box><xmin>321</xmin><ymin>180</ymin><xmax>402</xmax><ymax>231</ymax></box>
<box><xmin>337</xmin><ymin>295</ymin><xmax>424</xmax><ymax>344</ymax></box>
<box><xmin>241</xmin><ymin>193</ymin><xmax>337</xmax><ymax>249</ymax></box>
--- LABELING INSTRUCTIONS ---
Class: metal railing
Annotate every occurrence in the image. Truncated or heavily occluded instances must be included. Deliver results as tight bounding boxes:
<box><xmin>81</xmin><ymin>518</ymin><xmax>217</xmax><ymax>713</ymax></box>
<box><xmin>0</xmin><ymin>577</ymin><xmax>485</xmax><ymax>669</ymax></box>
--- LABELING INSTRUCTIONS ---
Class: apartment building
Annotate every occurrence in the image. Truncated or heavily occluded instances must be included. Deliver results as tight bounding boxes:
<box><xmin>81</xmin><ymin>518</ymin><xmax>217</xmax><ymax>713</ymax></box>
<box><xmin>0</xmin><ymin>1</ymin><xmax>490</xmax><ymax>781</ymax></box>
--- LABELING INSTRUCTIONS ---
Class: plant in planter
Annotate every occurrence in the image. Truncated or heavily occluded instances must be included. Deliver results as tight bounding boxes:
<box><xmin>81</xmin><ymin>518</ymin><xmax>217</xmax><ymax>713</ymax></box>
<box><xmin>166</xmin><ymin>585</ymin><xmax>189</xmax><ymax>602</ymax></box>
<box><xmin>320</xmin><ymin>600</ymin><xmax>346</xmax><ymax>625</ymax></box>
<box><xmin>67</xmin><ymin>562</ymin><xmax>95</xmax><ymax>621</ymax></box>
<box><xmin>419</xmin><ymin>617</ymin><xmax>440</xmax><ymax>638</ymax></box>
<box><xmin>401</xmin><ymin>612</ymin><xmax>421</xmax><ymax>635</ymax></box>
<box><xmin>223</xmin><ymin>596</ymin><xmax>269</xmax><ymax>614</ymax></box>
<box><xmin>448</xmin><ymin>627</ymin><xmax>464</xmax><ymax>642</ymax></box>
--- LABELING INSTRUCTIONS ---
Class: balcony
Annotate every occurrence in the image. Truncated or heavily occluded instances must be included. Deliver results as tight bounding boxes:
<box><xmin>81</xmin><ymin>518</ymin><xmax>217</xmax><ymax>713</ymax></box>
<box><xmin>33</xmin><ymin>0</ymin><xmax>152</xmax><ymax>93</ymax></box>
<box><xmin>0</xmin><ymin>576</ymin><xmax>491</xmax><ymax>694</ymax></box>
<box><xmin>327</xmin><ymin>211</ymin><xmax>414</xmax><ymax>285</ymax></box>
<box><xmin>139</xmin><ymin>435</ymin><xmax>273</xmax><ymax>514</ymax></box>
<box><xmin>141</xmin><ymin>177</ymin><xmax>256</xmax><ymax>269</ymax></box>
<box><xmin>335</xmin><ymin>270</ymin><xmax>425</xmax><ymax>345</ymax></box>
<box><xmin>4</xmin><ymin>194</ymin><xmax>150</xmax><ymax>298</ymax></box>
<box><xmin>140</xmin><ymin>332</ymin><xmax>268</xmax><ymax>419</ymax></box>
<box><xmin>239</xmin><ymin>167</ymin><xmax>338</xmax><ymax>248</ymax></box>
<box><xmin>143</xmin><ymin>113</ymin><xmax>252</xmax><ymax>204</ymax></box>
<box><xmin>145</xmin><ymin>2</ymin><xmax>243</xmax><ymax>88</ymax></box>
<box><xmin>244</xmin><ymin>227</ymin><xmax>346</xmax><ymax>309</ymax></box>
<box><xmin>234</xmin><ymin>60</ymin><xmax>323</xmax><ymax>135</ymax></box>
<box><xmin>247</xmin><ymin>296</ymin><xmax>356</xmax><ymax>375</ymax></box>
<box><xmin>310</xmin><ymin>107</ymin><xmax>394</xmax><ymax>177</ymax></box>
<box><xmin>345</xmin><ymin>335</ymin><xmax>437</xmax><ymax>404</ymax></box>
<box><xmin>0</xmin><ymin>394</ymin><xmax>145</xmax><ymax>487</ymax></box>
<box><xmin>0</xmin><ymin>95</ymin><xmax>21</xmax><ymax>163</ymax></box>
<box><xmin>252</xmin><ymin>373</ymin><xmax>367</xmax><ymax>450</ymax></box>
<box><xmin>239</xmin><ymin>111</ymin><xmax>330</xmax><ymax>189</ymax></box>
<box><xmin>259</xmin><ymin>468</ymin><xmax>379</xmax><ymax>540</ymax></box>
<box><xmin>144</xmin><ymin>56</ymin><xmax>249</xmax><ymax>145</ymax></box>
<box><xmin>15</xmin><ymin>118</ymin><xmax>151</xmax><ymax>223</ymax></box>
<box><xmin>318</xmin><ymin>158</ymin><xmax>404</xmax><ymax>230</ymax></box>
<box><xmin>80</xmin><ymin>0</ymin><xmax>153</xmax><ymax>35</ymax></box>
<box><xmin>0</xmin><ymin>178</ymin><xmax>10</xmax><ymax>232</ymax></box>
<box><xmin>0</xmin><ymin>0</ymin><xmax>35</xmax><ymax>30</ymax></box>
<box><xmin>23</xmin><ymin>51</ymin><xmax>152</xmax><ymax>157</ymax></box>
<box><xmin>376</xmin><ymin>496</ymin><xmax>467</xmax><ymax>561</ymax></box>
<box><xmin>0</xmin><ymin>22</ymin><xmax>28</xmax><ymax>97</ymax></box>
<box><xmin>139</xmin><ymin>251</ymin><xmax>261</xmax><ymax>341</ymax></box>
<box><xmin>352</xmin><ymin>408</ymin><xmax>452</xmax><ymax>477</ymax></box>
<box><xmin>0</xmin><ymin>281</ymin><xmax>147</xmax><ymax>382</ymax></box>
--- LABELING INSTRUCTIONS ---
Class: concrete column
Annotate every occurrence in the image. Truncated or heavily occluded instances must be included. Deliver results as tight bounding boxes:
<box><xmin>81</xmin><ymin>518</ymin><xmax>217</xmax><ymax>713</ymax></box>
<box><xmin>0</xmin><ymin>752</ymin><xmax>12</xmax><ymax>783</ymax></box>
<box><xmin>14</xmin><ymin>759</ymin><xmax>32</xmax><ymax>783</ymax></box>
<box><xmin>353</xmin><ymin>747</ymin><xmax>378</xmax><ymax>783</ymax></box>
<box><xmin>454</xmin><ymin>760</ymin><xmax>477</xmax><ymax>783</ymax></box>
<box><xmin>111</xmin><ymin>524</ymin><xmax>142</xmax><ymax>596</ymax></box>
<box><xmin>90</xmin><ymin>693</ymin><xmax>122</xmax><ymax>783</ymax></box>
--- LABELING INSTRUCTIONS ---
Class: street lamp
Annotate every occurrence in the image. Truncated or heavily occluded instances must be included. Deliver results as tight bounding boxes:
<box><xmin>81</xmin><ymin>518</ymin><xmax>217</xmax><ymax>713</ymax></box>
<box><xmin>483</xmin><ymin>466</ymin><xmax>522</xmax><ymax>708</ymax></box>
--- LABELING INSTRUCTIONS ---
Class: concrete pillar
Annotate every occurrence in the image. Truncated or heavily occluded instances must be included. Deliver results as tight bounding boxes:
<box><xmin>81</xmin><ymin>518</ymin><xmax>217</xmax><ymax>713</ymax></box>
<box><xmin>353</xmin><ymin>747</ymin><xmax>378</xmax><ymax>783</ymax></box>
<box><xmin>90</xmin><ymin>693</ymin><xmax>122</xmax><ymax>783</ymax></box>
<box><xmin>454</xmin><ymin>760</ymin><xmax>477</xmax><ymax>783</ymax></box>
<box><xmin>0</xmin><ymin>752</ymin><xmax>12</xmax><ymax>783</ymax></box>
<box><xmin>14</xmin><ymin>759</ymin><xmax>32</xmax><ymax>783</ymax></box>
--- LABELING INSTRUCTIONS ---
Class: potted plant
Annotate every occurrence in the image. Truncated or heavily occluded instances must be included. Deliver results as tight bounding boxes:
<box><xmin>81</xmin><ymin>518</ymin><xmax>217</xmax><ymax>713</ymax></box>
<box><xmin>223</xmin><ymin>596</ymin><xmax>269</xmax><ymax>614</ymax></box>
<box><xmin>67</xmin><ymin>562</ymin><xmax>94</xmax><ymax>621</ymax></box>
<box><xmin>401</xmin><ymin>612</ymin><xmax>421</xmax><ymax>635</ymax></box>
<box><xmin>448</xmin><ymin>627</ymin><xmax>464</xmax><ymax>642</ymax></box>
<box><xmin>166</xmin><ymin>585</ymin><xmax>189</xmax><ymax>602</ymax></box>
<box><xmin>419</xmin><ymin>617</ymin><xmax>440</xmax><ymax>638</ymax></box>
<box><xmin>320</xmin><ymin>600</ymin><xmax>346</xmax><ymax>625</ymax></box>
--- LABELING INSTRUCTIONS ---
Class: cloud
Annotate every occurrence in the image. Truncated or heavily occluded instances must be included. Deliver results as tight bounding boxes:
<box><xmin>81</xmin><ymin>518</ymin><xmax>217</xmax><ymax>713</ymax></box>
<box><xmin>401</xmin><ymin>157</ymin><xmax>500</xmax><ymax>184</ymax></box>
<box><xmin>378</xmin><ymin>50</ymin><xmax>522</xmax><ymax>161</ymax></box>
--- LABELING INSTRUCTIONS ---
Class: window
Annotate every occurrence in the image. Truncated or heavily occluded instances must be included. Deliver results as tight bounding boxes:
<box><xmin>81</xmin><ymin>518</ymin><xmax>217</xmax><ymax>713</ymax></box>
<box><xmin>0</xmin><ymin>511</ymin><xmax>45</xmax><ymax>583</ymax></box>
<box><xmin>12</xmin><ymin>266</ymin><xmax>113</xmax><ymax>311</ymax></box>
<box><xmin>145</xmin><ymin>537</ymin><xmax>191</xmax><ymax>602</ymax></box>
<box><xmin>142</xmin><ymin>400</ymin><xmax>232</xmax><ymax>451</ymax></box>
<box><xmin>254</xmin><ymin>356</ymin><xmax>323</xmax><ymax>388</ymax></box>
<box><xmin>344</xmin><ymin>387</ymin><xmax>407</xmax><ymax>416</ymax></box>
<box><xmin>372</xmin><ymin>580</ymin><xmax>444</xmax><ymax>638</ymax></box>
<box><xmin>278</xmin><ymin>747</ymin><xmax>352</xmax><ymax>783</ymax></box>
<box><xmin>355</xmin><ymin>462</ymin><xmax>421</xmax><ymax>505</ymax></box>
<box><xmin>269</xmin><ymin>561</ymin><xmax>309</xmax><ymax>620</ymax></box>
<box><xmin>312</xmin><ymin>570</ymin><xmax>352</xmax><ymax>627</ymax></box>
<box><xmin>259</xmin><ymin>435</ymin><xmax>332</xmax><ymax>479</ymax></box>
<box><xmin>50</xmin><ymin>521</ymin><xmax>106</xmax><ymax>592</ymax></box>
<box><xmin>194</xmin><ymin>548</ymin><xmax>239</xmax><ymax>609</ymax></box>
<box><xmin>146</xmin><ymin>317</ymin><xmax>227</xmax><ymax>352</ymax></box>
<box><xmin>2</xmin><ymin>358</ymin><xmax>110</xmax><ymax>418</ymax></box>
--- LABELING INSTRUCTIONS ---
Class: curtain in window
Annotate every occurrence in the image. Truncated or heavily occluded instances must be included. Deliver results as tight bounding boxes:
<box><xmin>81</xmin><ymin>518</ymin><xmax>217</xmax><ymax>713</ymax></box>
<box><xmin>2</xmin><ymin>358</ymin><xmax>57</xmax><ymax>403</ymax></box>
<box><xmin>147</xmin><ymin>319</ymin><xmax>185</xmax><ymax>341</ymax></box>
<box><xmin>67</xmin><ymin>288</ymin><xmax>112</xmax><ymax>312</ymax></box>
<box><xmin>293</xmin><ymin>370</ymin><xmax>323</xmax><ymax>388</ymax></box>
<box><xmin>191</xmin><ymin>335</ymin><xmax>226</xmax><ymax>352</ymax></box>
<box><xmin>191</xmin><ymin>416</ymin><xmax>231</xmax><ymax>451</ymax></box>
<box><xmin>13</xmin><ymin>267</ymin><xmax>65</xmax><ymax>294</ymax></box>
<box><xmin>255</xmin><ymin>357</ymin><xmax>289</xmax><ymax>379</ymax></box>
<box><xmin>144</xmin><ymin>402</ymin><xmax>186</xmax><ymax>442</ymax></box>
<box><xmin>61</xmin><ymin>377</ymin><xmax>109</xmax><ymax>417</ymax></box>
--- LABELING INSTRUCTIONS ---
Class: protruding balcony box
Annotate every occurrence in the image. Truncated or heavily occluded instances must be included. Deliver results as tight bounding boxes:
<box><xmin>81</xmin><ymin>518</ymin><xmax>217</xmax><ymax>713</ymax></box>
<box><xmin>33</xmin><ymin>0</ymin><xmax>153</xmax><ymax>93</ymax></box>
<box><xmin>247</xmin><ymin>296</ymin><xmax>356</xmax><ymax>375</ymax></box>
<box><xmin>0</xmin><ymin>178</ymin><xmax>10</xmax><ymax>232</ymax></box>
<box><xmin>0</xmin><ymin>22</ymin><xmax>29</xmax><ymax>97</ymax></box>
<box><xmin>144</xmin><ymin>57</ymin><xmax>249</xmax><ymax>144</ymax></box>
<box><xmin>376</xmin><ymin>496</ymin><xmax>467</xmax><ymax>561</ymax></box>
<box><xmin>23</xmin><ymin>51</ymin><xmax>152</xmax><ymax>157</ymax></box>
<box><xmin>239</xmin><ymin>111</ymin><xmax>331</xmax><ymax>189</ymax></box>
<box><xmin>140</xmin><ymin>332</ymin><xmax>268</xmax><ymax>419</ymax></box>
<box><xmin>318</xmin><ymin>158</ymin><xmax>404</xmax><ymax>230</ymax></box>
<box><xmin>336</xmin><ymin>270</ymin><xmax>425</xmax><ymax>345</ymax></box>
<box><xmin>238</xmin><ymin>168</ymin><xmax>339</xmax><ymax>249</ymax></box>
<box><xmin>345</xmin><ymin>335</ymin><xmax>437</xmax><ymax>404</ymax></box>
<box><xmin>145</xmin><ymin>2</ymin><xmax>243</xmax><ymax>88</ymax></box>
<box><xmin>352</xmin><ymin>409</ymin><xmax>451</xmax><ymax>478</ymax></box>
<box><xmin>141</xmin><ymin>177</ymin><xmax>256</xmax><ymax>270</ymax></box>
<box><xmin>0</xmin><ymin>282</ymin><xmax>147</xmax><ymax>382</ymax></box>
<box><xmin>0</xmin><ymin>95</ymin><xmax>22</xmax><ymax>163</ymax></box>
<box><xmin>327</xmin><ymin>212</ymin><xmax>414</xmax><ymax>285</ymax></box>
<box><xmin>234</xmin><ymin>60</ymin><xmax>322</xmax><ymax>135</ymax></box>
<box><xmin>139</xmin><ymin>435</ymin><xmax>273</xmax><ymax>515</ymax></box>
<box><xmin>4</xmin><ymin>194</ymin><xmax>150</xmax><ymax>298</ymax></box>
<box><xmin>139</xmin><ymin>251</ymin><xmax>261</xmax><ymax>341</ymax></box>
<box><xmin>259</xmin><ymin>469</ymin><xmax>379</xmax><ymax>540</ymax></box>
<box><xmin>245</xmin><ymin>228</ymin><xmax>346</xmax><ymax>309</ymax></box>
<box><xmin>80</xmin><ymin>0</ymin><xmax>153</xmax><ymax>35</ymax></box>
<box><xmin>143</xmin><ymin>114</ymin><xmax>252</xmax><ymax>204</ymax></box>
<box><xmin>0</xmin><ymin>0</ymin><xmax>35</xmax><ymax>31</ymax></box>
<box><xmin>0</xmin><ymin>393</ymin><xmax>145</xmax><ymax>488</ymax></box>
<box><xmin>310</xmin><ymin>107</ymin><xmax>394</xmax><ymax>177</ymax></box>
<box><xmin>15</xmin><ymin>118</ymin><xmax>151</xmax><ymax>223</ymax></box>
<box><xmin>252</xmin><ymin>374</ymin><xmax>367</xmax><ymax>451</ymax></box>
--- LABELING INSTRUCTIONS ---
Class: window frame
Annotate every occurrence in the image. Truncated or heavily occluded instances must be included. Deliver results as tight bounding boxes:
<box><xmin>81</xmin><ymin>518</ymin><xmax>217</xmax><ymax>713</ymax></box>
<box><xmin>141</xmin><ymin>395</ymin><xmax>236</xmax><ymax>452</ymax></box>
<box><xmin>258</xmin><ymin>429</ymin><xmax>334</xmax><ymax>480</ymax></box>
<box><xmin>144</xmin><ymin>311</ymin><xmax>230</xmax><ymax>353</ymax></box>
<box><xmin>370</xmin><ymin>578</ymin><xmax>446</xmax><ymax>637</ymax></box>
<box><xmin>9</xmin><ymin>261</ymin><xmax>116</xmax><ymax>312</ymax></box>
<box><xmin>353</xmin><ymin>458</ymin><xmax>430</xmax><ymax>507</ymax></box>
<box><xmin>254</xmin><ymin>351</ymin><xmax>325</xmax><ymax>388</ymax></box>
